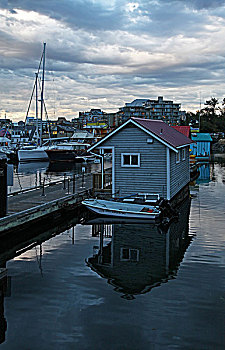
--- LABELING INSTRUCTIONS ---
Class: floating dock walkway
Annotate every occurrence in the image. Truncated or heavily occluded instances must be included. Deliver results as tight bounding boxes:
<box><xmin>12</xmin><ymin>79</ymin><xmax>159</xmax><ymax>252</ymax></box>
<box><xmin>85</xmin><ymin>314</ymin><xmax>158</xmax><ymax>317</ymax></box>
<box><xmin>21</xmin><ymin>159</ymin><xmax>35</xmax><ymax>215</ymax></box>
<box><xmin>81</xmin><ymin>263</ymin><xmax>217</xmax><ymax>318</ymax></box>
<box><xmin>0</xmin><ymin>173</ymin><xmax>94</xmax><ymax>236</ymax></box>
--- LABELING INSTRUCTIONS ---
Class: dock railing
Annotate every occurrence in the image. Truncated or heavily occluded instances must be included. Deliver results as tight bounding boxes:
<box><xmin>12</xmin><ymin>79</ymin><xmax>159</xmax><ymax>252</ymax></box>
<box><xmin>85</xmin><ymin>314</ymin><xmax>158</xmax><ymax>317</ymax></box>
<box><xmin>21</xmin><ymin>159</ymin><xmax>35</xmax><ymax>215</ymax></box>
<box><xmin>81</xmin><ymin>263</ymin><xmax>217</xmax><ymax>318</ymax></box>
<box><xmin>92</xmin><ymin>170</ymin><xmax>112</xmax><ymax>194</ymax></box>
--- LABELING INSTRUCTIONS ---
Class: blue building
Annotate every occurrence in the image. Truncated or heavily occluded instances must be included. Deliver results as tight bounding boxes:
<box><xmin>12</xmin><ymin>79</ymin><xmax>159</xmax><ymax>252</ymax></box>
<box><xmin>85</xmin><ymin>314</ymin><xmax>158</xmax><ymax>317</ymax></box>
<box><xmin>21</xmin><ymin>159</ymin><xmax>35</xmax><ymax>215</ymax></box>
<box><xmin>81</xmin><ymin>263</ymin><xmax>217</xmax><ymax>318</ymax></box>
<box><xmin>190</xmin><ymin>133</ymin><xmax>212</xmax><ymax>160</ymax></box>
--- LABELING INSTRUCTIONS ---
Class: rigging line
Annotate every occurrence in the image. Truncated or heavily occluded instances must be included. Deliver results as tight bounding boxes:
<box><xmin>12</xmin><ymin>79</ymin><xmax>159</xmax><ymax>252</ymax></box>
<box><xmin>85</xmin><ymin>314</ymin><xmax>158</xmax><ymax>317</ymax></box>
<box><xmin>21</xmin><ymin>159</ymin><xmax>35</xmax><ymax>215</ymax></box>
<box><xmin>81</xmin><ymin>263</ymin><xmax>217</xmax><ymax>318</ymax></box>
<box><xmin>24</xmin><ymin>45</ymin><xmax>45</xmax><ymax>124</ymax></box>
<box><xmin>37</xmin><ymin>75</ymin><xmax>52</xmax><ymax>139</ymax></box>
<box><xmin>37</xmin><ymin>76</ymin><xmax>49</xmax><ymax>119</ymax></box>
<box><xmin>25</xmin><ymin>80</ymin><xmax>36</xmax><ymax>124</ymax></box>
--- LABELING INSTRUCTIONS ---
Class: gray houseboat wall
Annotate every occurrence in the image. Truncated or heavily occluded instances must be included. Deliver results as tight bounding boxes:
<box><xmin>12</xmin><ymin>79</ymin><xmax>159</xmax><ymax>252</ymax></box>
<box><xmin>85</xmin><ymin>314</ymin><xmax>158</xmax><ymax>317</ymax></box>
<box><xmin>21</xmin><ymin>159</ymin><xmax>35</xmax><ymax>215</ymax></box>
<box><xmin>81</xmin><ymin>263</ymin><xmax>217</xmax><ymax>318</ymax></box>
<box><xmin>170</xmin><ymin>146</ymin><xmax>190</xmax><ymax>199</ymax></box>
<box><xmin>97</xmin><ymin>125</ymin><xmax>167</xmax><ymax>198</ymax></box>
<box><xmin>88</xmin><ymin>118</ymin><xmax>192</xmax><ymax>201</ymax></box>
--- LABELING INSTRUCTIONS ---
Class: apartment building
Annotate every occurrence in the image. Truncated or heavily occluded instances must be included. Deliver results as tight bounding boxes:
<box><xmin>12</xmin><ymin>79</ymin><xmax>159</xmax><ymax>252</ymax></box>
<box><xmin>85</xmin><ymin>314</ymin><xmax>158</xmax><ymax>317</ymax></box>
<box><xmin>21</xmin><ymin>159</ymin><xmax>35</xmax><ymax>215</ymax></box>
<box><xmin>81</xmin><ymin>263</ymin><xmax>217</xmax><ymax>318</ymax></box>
<box><xmin>119</xmin><ymin>96</ymin><xmax>182</xmax><ymax>125</ymax></box>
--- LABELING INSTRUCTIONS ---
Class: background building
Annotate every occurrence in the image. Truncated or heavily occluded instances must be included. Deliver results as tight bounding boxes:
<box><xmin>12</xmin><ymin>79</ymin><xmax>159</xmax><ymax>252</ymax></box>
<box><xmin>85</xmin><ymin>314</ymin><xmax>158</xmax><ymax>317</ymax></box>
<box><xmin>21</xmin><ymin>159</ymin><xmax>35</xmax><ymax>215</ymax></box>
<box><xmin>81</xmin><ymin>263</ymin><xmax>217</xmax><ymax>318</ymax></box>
<box><xmin>119</xmin><ymin>96</ymin><xmax>182</xmax><ymax>125</ymax></box>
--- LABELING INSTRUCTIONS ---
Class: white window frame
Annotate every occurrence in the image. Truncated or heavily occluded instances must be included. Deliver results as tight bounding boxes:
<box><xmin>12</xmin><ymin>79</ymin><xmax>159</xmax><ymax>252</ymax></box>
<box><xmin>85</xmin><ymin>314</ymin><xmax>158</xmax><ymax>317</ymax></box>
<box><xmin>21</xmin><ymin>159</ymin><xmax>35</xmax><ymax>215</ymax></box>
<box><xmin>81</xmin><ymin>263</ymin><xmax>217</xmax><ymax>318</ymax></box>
<box><xmin>121</xmin><ymin>153</ymin><xmax>140</xmax><ymax>167</ymax></box>
<box><xmin>176</xmin><ymin>150</ymin><xmax>181</xmax><ymax>164</ymax></box>
<box><xmin>182</xmin><ymin>148</ymin><xmax>186</xmax><ymax>161</ymax></box>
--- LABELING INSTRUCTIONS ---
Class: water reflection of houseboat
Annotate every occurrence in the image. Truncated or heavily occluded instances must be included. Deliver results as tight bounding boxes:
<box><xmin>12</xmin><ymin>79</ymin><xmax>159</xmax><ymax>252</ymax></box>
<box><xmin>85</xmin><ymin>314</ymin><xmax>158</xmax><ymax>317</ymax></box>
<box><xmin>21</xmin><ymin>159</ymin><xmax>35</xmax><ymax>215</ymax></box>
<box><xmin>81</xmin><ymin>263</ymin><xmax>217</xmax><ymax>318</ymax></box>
<box><xmin>196</xmin><ymin>163</ymin><xmax>210</xmax><ymax>184</ymax></box>
<box><xmin>86</xmin><ymin>198</ymin><xmax>192</xmax><ymax>299</ymax></box>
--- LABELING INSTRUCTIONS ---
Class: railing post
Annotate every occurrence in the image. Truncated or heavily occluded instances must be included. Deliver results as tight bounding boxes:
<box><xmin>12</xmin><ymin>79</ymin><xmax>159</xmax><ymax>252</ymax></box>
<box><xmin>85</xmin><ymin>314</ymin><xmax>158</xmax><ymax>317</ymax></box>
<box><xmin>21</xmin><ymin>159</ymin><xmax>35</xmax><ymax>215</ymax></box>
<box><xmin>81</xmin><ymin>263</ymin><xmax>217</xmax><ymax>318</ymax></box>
<box><xmin>82</xmin><ymin>167</ymin><xmax>85</xmax><ymax>188</ymax></box>
<box><xmin>41</xmin><ymin>177</ymin><xmax>46</xmax><ymax>196</ymax></box>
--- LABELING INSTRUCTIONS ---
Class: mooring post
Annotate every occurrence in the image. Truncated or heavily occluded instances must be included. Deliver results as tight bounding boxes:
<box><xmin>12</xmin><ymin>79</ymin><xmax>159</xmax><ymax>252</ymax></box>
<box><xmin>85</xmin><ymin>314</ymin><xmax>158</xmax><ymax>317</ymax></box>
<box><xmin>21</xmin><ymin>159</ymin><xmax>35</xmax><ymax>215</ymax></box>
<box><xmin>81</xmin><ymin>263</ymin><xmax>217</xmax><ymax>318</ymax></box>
<box><xmin>67</xmin><ymin>177</ymin><xmax>70</xmax><ymax>194</ymax></box>
<box><xmin>63</xmin><ymin>173</ymin><xmax>66</xmax><ymax>190</ymax></box>
<box><xmin>72</xmin><ymin>225</ymin><xmax>75</xmax><ymax>245</ymax></box>
<box><xmin>0</xmin><ymin>155</ymin><xmax>7</xmax><ymax>218</ymax></box>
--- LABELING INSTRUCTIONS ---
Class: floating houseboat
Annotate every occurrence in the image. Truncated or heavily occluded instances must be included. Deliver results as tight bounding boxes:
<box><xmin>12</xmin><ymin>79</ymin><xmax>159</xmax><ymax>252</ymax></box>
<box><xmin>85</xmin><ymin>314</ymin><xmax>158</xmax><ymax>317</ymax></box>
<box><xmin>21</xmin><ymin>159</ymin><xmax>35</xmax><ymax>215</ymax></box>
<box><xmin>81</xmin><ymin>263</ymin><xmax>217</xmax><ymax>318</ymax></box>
<box><xmin>87</xmin><ymin>117</ymin><xmax>193</xmax><ymax>203</ymax></box>
<box><xmin>190</xmin><ymin>133</ymin><xmax>212</xmax><ymax>161</ymax></box>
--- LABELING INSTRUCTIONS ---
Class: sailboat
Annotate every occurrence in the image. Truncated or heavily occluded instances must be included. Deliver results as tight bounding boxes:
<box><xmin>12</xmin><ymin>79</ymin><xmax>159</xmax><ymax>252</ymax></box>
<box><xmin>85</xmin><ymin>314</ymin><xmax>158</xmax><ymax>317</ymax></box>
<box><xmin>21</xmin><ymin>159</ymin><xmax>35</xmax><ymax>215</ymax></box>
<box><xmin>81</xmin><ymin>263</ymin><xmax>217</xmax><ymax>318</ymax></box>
<box><xmin>18</xmin><ymin>43</ymin><xmax>49</xmax><ymax>162</ymax></box>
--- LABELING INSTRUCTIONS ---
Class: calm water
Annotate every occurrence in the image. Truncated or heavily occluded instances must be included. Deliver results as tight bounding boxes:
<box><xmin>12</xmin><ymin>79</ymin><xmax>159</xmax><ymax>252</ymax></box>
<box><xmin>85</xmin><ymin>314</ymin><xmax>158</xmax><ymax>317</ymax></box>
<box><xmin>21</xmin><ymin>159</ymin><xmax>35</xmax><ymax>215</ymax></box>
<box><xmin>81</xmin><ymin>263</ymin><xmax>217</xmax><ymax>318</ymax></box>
<box><xmin>1</xmin><ymin>161</ymin><xmax>225</xmax><ymax>349</ymax></box>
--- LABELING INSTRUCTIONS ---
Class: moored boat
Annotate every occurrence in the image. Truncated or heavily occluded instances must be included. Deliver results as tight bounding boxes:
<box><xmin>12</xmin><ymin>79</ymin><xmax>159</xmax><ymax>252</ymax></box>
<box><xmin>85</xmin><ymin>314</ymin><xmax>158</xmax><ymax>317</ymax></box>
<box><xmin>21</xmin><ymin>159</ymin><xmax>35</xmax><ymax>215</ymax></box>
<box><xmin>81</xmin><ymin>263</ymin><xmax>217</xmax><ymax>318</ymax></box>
<box><xmin>46</xmin><ymin>142</ymin><xmax>90</xmax><ymax>162</ymax></box>
<box><xmin>82</xmin><ymin>198</ymin><xmax>161</xmax><ymax>220</ymax></box>
<box><xmin>18</xmin><ymin>146</ymin><xmax>49</xmax><ymax>162</ymax></box>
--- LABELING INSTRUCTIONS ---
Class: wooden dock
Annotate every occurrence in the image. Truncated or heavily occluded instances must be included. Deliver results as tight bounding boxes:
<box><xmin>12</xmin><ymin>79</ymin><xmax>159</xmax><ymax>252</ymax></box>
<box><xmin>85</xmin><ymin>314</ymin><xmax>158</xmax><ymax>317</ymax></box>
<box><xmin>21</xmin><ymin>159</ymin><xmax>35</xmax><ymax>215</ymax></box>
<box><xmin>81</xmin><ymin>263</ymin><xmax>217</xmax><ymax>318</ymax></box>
<box><xmin>0</xmin><ymin>169</ymin><xmax>113</xmax><ymax>236</ymax></box>
<box><xmin>0</xmin><ymin>173</ymin><xmax>93</xmax><ymax>236</ymax></box>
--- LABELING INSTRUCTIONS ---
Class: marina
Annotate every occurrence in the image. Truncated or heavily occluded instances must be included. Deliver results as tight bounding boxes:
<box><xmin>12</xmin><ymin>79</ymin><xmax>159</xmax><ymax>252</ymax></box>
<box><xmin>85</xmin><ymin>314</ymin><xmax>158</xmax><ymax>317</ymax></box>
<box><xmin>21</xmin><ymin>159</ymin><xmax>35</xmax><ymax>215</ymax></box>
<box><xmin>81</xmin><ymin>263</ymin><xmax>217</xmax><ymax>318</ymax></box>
<box><xmin>0</xmin><ymin>159</ymin><xmax>112</xmax><ymax>235</ymax></box>
<box><xmin>1</xmin><ymin>3</ymin><xmax>225</xmax><ymax>349</ymax></box>
<box><xmin>0</xmin><ymin>160</ymin><xmax>224</xmax><ymax>349</ymax></box>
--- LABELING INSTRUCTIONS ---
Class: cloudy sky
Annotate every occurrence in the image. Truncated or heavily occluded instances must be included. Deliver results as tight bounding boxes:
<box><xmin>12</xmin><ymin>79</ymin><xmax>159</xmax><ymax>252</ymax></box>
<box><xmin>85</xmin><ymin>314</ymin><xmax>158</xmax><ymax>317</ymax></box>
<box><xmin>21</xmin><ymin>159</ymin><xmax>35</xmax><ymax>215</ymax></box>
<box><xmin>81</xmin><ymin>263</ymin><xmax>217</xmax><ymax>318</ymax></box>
<box><xmin>1</xmin><ymin>0</ymin><xmax>225</xmax><ymax>121</ymax></box>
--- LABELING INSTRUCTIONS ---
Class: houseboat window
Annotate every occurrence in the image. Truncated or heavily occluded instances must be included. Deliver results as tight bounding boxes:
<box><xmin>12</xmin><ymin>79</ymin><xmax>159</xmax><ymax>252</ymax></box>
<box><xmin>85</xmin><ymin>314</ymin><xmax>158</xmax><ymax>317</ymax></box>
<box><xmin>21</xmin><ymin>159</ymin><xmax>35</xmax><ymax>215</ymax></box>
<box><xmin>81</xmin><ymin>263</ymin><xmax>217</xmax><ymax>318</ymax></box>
<box><xmin>176</xmin><ymin>151</ymin><xmax>180</xmax><ymax>163</ymax></box>
<box><xmin>182</xmin><ymin>148</ymin><xmax>186</xmax><ymax>160</ymax></box>
<box><xmin>120</xmin><ymin>248</ymin><xmax>139</xmax><ymax>261</ymax></box>
<box><xmin>121</xmin><ymin>153</ymin><xmax>140</xmax><ymax>167</ymax></box>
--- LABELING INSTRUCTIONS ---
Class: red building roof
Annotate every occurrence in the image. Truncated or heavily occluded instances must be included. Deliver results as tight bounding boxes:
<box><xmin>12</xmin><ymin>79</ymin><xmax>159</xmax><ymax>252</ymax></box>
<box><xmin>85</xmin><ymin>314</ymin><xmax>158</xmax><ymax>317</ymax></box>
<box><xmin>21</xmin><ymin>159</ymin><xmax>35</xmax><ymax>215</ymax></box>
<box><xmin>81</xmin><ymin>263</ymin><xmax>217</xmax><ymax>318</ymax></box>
<box><xmin>171</xmin><ymin>126</ymin><xmax>190</xmax><ymax>138</ymax></box>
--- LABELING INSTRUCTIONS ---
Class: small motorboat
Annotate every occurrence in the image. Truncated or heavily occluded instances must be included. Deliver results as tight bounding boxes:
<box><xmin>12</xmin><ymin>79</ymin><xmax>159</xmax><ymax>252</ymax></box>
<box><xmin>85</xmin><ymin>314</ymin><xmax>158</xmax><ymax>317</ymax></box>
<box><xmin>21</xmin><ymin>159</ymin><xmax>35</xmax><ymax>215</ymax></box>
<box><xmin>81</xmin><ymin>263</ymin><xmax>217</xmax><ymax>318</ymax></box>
<box><xmin>82</xmin><ymin>198</ymin><xmax>161</xmax><ymax>220</ymax></box>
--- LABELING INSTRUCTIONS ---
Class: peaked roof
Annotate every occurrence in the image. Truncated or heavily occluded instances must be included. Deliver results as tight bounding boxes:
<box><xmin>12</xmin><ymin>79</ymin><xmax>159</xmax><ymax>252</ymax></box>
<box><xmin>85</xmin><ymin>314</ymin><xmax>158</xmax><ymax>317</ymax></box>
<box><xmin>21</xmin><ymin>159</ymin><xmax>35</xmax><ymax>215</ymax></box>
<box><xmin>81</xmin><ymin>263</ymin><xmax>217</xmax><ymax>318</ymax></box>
<box><xmin>132</xmin><ymin>118</ymin><xmax>192</xmax><ymax>148</ymax></box>
<box><xmin>191</xmin><ymin>133</ymin><xmax>213</xmax><ymax>142</ymax></box>
<box><xmin>88</xmin><ymin>118</ymin><xmax>192</xmax><ymax>152</ymax></box>
<box><xmin>171</xmin><ymin>126</ymin><xmax>190</xmax><ymax>138</ymax></box>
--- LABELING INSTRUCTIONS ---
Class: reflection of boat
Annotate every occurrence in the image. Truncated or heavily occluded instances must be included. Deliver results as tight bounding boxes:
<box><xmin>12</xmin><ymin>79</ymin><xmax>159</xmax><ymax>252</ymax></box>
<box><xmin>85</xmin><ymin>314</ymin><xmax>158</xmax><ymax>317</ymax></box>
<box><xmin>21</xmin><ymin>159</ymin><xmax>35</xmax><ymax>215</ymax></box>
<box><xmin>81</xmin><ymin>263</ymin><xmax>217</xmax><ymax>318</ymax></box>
<box><xmin>83</xmin><ymin>217</ymin><xmax>160</xmax><ymax>224</ymax></box>
<box><xmin>47</xmin><ymin>161</ymin><xmax>83</xmax><ymax>173</ymax></box>
<box><xmin>17</xmin><ymin>161</ymin><xmax>49</xmax><ymax>174</ymax></box>
<box><xmin>86</xmin><ymin>198</ymin><xmax>192</xmax><ymax>299</ymax></box>
<box><xmin>190</xmin><ymin>163</ymin><xmax>200</xmax><ymax>182</ymax></box>
<box><xmin>82</xmin><ymin>198</ymin><xmax>161</xmax><ymax>219</ymax></box>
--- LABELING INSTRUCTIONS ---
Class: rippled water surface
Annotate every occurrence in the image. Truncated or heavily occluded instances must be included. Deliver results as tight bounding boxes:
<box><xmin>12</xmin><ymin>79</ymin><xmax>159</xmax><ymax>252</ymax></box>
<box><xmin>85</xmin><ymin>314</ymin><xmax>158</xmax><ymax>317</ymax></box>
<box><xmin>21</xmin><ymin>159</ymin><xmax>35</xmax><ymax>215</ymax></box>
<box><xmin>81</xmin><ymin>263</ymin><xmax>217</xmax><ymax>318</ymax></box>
<box><xmin>1</xmin><ymin>162</ymin><xmax>225</xmax><ymax>350</ymax></box>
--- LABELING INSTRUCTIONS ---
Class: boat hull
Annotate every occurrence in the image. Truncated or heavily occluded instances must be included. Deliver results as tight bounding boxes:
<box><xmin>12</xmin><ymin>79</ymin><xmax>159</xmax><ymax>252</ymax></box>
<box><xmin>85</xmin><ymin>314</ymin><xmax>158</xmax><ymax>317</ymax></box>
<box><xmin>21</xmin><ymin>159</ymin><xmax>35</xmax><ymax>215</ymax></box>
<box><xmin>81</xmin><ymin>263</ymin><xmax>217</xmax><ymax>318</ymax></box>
<box><xmin>46</xmin><ymin>149</ymin><xmax>77</xmax><ymax>162</ymax></box>
<box><xmin>18</xmin><ymin>149</ymin><xmax>48</xmax><ymax>162</ymax></box>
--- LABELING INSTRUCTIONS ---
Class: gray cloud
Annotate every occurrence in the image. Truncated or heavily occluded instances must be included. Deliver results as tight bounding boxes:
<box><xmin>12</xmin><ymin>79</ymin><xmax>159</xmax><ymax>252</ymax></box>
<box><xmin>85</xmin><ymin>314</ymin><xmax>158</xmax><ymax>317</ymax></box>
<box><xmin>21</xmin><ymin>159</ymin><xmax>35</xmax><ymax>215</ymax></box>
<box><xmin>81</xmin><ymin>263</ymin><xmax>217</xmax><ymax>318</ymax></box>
<box><xmin>1</xmin><ymin>0</ymin><xmax>225</xmax><ymax>119</ymax></box>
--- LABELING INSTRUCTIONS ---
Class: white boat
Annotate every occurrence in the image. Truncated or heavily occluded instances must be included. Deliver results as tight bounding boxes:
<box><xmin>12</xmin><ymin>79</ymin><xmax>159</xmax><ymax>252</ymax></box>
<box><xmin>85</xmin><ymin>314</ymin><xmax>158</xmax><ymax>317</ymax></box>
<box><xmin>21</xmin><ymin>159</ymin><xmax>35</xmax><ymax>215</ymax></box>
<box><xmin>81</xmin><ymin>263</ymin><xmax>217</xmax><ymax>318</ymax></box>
<box><xmin>18</xmin><ymin>146</ymin><xmax>49</xmax><ymax>162</ymax></box>
<box><xmin>82</xmin><ymin>199</ymin><xmax>161</xmax><ymax>219</ymax></box>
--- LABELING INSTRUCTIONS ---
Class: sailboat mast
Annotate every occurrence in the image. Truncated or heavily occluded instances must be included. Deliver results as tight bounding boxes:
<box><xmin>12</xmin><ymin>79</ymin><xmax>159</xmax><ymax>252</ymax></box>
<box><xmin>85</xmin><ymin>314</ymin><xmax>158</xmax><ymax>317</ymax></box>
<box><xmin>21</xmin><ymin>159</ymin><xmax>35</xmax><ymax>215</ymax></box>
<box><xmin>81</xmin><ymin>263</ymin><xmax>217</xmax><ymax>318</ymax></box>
<box><xmin>35</xmin><ymin>72</ymin><xmax>39</xmax><ymax>143</ymax></box>
<box><xmin>40</xmin><ymin>42</ymin><xmax>46</xmax><ymax>147</ymax></box>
